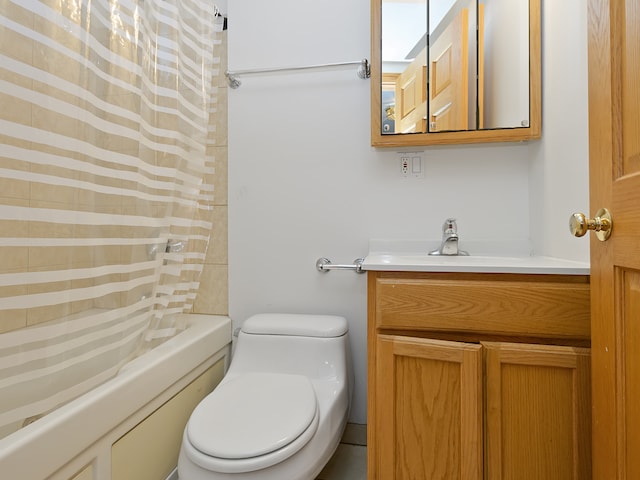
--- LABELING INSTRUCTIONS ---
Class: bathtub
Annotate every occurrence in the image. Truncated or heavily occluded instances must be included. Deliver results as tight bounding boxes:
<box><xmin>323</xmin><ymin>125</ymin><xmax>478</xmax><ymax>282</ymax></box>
<box><xmin>0</xmin><ymin>314</ymin><xmax>232</xmax><ymax>480</ymax></box>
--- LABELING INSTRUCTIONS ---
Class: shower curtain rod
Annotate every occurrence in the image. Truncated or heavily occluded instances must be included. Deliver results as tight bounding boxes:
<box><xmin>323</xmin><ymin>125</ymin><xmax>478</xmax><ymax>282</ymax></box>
<box><xmin>225</xmin><ymin>58</ymin><xmax>370</xmax><ymax>89</ymax></box>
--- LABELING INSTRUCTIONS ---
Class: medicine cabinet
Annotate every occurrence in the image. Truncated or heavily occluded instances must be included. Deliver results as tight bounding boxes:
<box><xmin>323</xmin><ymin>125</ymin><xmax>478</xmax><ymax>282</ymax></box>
<box><xmin>371</xmin><ymin>0</ymin><xmax>541</xmax><ymax>147</ymax></box>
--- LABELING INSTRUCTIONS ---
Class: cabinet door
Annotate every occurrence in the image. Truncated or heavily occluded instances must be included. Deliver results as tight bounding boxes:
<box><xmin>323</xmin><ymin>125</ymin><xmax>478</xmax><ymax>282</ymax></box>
<box><xmin>483</xmin><ymin>342</ymin><xmax>591</xmax><ymax>480</ymax></box>
<box><xmin>373</xmin><ymin>335</ymin><xmax>482</xmax><ymax>480</ymax></box>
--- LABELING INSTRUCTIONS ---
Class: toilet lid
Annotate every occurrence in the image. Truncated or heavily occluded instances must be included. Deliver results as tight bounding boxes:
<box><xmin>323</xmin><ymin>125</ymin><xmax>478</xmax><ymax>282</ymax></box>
<box><xmin>187</xmin><ymin>373</ymin><xmax>318</xmax><ymax>460</ymax></box>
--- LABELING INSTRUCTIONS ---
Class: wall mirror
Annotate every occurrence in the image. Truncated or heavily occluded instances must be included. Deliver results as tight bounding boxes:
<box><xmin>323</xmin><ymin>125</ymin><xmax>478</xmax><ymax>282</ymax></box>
<box><xmin>371</xmin><ymin>0</ymin><xmax>541</xmax><ymax>147</ymax></box>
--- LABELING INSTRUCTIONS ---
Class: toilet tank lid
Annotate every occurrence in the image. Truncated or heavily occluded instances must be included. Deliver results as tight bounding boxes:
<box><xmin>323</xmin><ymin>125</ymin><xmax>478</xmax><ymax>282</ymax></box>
<box><xmin>241</xmin><ymin>313</ymin><xmax>348</xmax><ymax>337</ymax></box>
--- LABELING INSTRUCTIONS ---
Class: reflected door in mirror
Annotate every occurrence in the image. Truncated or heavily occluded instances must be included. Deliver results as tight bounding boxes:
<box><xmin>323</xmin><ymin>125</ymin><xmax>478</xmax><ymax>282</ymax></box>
<box><xmin>429</xmin><ymin>6</ymin><xmax>470</xmax><ymax>132</ymax></box>
<box><xmin>372</xmin><ymin>0</ymin><xmax>541</xmax><ymax>146</ymax></box>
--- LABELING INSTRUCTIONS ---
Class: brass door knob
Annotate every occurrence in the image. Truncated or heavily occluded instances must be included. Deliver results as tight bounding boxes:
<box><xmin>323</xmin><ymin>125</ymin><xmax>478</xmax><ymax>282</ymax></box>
<box><xmin>569</xmin><ymin>208</ymin><xmax>613</xmax><ymax>241</ymax></box>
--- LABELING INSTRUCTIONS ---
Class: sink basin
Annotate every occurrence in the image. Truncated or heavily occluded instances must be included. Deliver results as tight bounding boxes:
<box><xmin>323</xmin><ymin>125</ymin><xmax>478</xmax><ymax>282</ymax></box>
<box><xmin>363</xmin><ymin>240</ymin><xmax>590</xmax><ymax>275</ymax></box>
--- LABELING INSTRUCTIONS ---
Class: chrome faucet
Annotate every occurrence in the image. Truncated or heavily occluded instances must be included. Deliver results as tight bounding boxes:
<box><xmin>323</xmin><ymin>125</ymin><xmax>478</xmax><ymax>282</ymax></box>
<box><xmin>429</xmin><ymin>218</ymin><xmax>469</xmax><ymax>256</ymax></box>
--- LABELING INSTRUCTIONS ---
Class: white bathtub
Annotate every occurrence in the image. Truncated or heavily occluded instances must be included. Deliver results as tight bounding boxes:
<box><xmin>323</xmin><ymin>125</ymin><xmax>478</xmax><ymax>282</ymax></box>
<box><xmin>0</xmin><ymin>314</ymin><xmax>232</xmax><ymax>480</ymax></box>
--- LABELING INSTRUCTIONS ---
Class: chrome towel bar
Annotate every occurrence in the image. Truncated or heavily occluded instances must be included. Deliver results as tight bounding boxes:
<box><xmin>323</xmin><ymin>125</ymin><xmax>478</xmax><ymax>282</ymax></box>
<box><xmin>316</xmin><ymin>257</ymin><xmax>366</xmax><ymax>274</ymax></box>
<box><xmin>225</xmin><ymin>59</ymin><xmax>370</xmax><ymax>89</ymax></box>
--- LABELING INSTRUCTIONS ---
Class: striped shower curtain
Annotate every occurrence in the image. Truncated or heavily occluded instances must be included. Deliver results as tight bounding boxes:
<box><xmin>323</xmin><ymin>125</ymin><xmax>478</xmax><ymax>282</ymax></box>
<box><xmin>0</xmin><ymin>0</ymin><xmax>222</xmax><ymax>439</ymax></box>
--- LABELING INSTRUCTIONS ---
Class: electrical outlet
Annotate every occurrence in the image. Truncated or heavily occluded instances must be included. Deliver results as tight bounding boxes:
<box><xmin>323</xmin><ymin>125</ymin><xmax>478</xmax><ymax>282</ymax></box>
<box><xmin>400</xmin><ymin>155</ymin><xmax>424</xmax><ymax>178</ymax></box>
<box><xmin>401</xmin><ymin>156</ymin><xmax>410</xmax><ymax>176</ymax></box>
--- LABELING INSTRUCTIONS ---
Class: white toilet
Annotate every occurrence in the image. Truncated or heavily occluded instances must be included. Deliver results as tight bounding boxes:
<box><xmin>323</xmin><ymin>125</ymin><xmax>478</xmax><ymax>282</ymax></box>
<box><xmin>177</xmin><ymin>313</ymin><xmax>354</xmax><ymax>480</ymax></box>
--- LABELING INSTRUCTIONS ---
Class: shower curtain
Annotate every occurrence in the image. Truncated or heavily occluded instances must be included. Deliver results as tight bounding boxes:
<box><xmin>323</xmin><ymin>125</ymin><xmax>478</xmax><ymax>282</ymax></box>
<box><xmin>0</xmin><ymin>0</ymin><xmax>222</xmax><ymax>439</ymax></box>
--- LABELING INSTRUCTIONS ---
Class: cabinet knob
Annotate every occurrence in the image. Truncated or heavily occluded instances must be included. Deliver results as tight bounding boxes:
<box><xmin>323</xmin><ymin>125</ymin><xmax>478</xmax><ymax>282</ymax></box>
<box><xmin>569</xmin><ymin>208</ymin><xmax>612</xmax><ymax>241</ymax></box>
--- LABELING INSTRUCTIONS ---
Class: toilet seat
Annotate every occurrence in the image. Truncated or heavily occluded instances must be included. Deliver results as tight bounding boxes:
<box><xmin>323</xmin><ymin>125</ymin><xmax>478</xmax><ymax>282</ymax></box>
<box><xmin>185</xmin><ymin>372</ymin><xmax>319</xmax><ymax>473</ymax></box>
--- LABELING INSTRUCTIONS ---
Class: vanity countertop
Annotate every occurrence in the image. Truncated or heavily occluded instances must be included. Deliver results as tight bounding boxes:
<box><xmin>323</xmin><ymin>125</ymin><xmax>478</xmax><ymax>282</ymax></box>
<box><xmin>362</xmin><ymin>254</ymin><xmax>590</xmax><ymax>275</ymax></box>
<box><xmin>363</xmin><ymin>240</ymin><xmax>590</xmax><ymax>275</ymax></box>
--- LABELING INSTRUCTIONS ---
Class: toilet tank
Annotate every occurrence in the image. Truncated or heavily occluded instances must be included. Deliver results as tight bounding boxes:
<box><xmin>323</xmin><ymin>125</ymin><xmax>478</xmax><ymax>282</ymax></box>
<box><xmin>227</xmin><ymin>313</ymin><xmax>351</xmax><ymax>381</ymax></box>
<box><xmin>242</xmin><ymin>313</ymin><xmax>348</xmax><ymax>338</ymax></box>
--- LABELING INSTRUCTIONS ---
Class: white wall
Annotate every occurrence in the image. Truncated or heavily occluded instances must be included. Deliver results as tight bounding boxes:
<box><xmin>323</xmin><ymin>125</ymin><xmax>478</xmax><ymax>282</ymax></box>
<box><xmin>529</xmin><ymin>0</ymin><xmax>590</xmax><ymax>260</ymax></box>
<box><xmin>227</xmin><ymin>0</ymin><xmax>589</xmax><ymax>425</ymax></box>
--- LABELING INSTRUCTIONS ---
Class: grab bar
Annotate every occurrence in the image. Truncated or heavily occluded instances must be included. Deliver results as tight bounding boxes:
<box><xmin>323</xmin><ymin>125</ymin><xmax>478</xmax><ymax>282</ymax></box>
<box><xmin>316</xmin><ymin>257</ymin><xmax>366</xmax><ymax>274</ymax></box>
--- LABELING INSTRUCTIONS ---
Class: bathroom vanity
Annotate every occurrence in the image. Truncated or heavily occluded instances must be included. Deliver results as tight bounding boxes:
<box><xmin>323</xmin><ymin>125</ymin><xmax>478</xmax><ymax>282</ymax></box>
<box><xmin>364</xmin><ymin>255</ymin><xmax>591</xmax><ymax>479</ymax></box>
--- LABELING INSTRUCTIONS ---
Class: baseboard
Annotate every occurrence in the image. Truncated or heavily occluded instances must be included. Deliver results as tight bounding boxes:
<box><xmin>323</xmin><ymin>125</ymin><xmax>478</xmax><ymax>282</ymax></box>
<box><xmin>165</xmin><ymin>467</ymin><xmax>178</xmax><ymax>480</ymax></box>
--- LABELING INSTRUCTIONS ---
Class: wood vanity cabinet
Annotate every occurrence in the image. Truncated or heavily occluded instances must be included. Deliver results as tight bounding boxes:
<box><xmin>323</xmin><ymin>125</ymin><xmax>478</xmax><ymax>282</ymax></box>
<box><xmin>367</xmin><ymin>271</ymin><xmax>592</xmax><ymax>480</ymax></box>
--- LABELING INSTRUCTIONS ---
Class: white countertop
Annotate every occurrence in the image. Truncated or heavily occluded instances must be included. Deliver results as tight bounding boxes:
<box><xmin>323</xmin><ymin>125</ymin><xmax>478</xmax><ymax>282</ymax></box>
<box><xmin>363</xmin><ymin>253</ymin><xmax>590</xmax><ymax>274</ymax></box>
<box><xmin>363</xmin><ymin>239</ymin><xmax>590</xmax><ymax>275</ymax></box>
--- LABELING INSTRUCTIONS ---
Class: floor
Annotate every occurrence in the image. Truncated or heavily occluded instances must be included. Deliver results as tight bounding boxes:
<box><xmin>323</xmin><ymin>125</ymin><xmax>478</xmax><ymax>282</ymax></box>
<box><xmin>316</xmin><ymin>423</ymin><xmax>367</xmax><ymax>480</ymax></box>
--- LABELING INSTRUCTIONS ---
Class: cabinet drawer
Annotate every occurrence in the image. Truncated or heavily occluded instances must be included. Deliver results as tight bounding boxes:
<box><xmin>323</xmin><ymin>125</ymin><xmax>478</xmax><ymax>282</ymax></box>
<box><xmin>369</xmin><ymin>272</ymin><xmax>590</xmax><ymax>340</ymax></box>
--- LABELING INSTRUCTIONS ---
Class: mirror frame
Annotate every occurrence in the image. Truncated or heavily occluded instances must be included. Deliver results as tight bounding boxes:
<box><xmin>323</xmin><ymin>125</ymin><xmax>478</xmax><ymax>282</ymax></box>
<box><xmin>371</xmin><ymin>0</ymin><xmax>541</xmax><ymax>147</ymax></box>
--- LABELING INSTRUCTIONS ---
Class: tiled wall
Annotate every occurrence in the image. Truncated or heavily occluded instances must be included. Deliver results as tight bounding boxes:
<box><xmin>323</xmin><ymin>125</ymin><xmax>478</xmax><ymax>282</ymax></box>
<box><xmin>193</xmin><ymin>29</ymin><xmax>229</xmax><ymax>316</ymax></box>
<box><xmin>0</xmin><ymin>2</ymin><xmax>228</xmax><ymax>440</ymax></box>
<box><xmin>0</xmin><ymin>3</ymin><xmax>229</xmax><ymax>333</ymax></box>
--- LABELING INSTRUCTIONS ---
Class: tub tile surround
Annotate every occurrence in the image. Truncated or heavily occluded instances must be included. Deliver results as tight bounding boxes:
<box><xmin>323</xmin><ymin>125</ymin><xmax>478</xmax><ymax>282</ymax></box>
<box><xmin>193</xmin><ymin>264</ymin><xmax>229</xmax><ymax>313</ymax></box>
<box><xmin>193</xmin><ymin>29</ymin><xmax>229</xmax><ymax>317</ymax></box>
<box><xmin>0</xmin><ymin>15</ymin><xmax>229</xmax><ymax>333</ymax></box>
